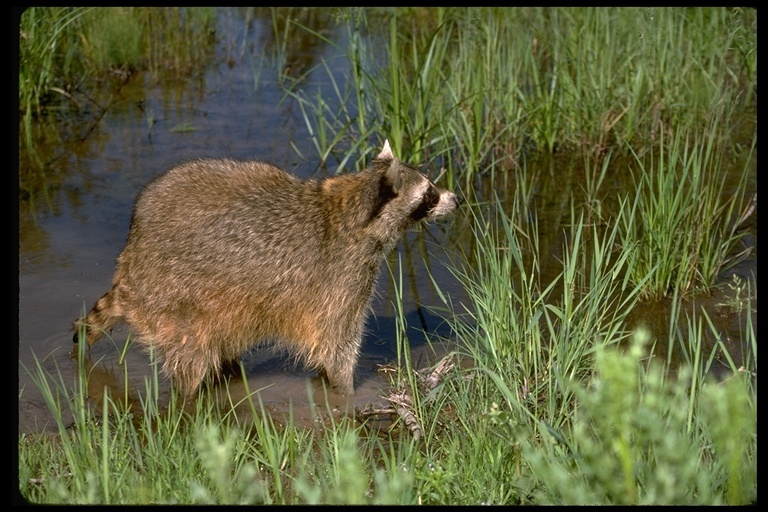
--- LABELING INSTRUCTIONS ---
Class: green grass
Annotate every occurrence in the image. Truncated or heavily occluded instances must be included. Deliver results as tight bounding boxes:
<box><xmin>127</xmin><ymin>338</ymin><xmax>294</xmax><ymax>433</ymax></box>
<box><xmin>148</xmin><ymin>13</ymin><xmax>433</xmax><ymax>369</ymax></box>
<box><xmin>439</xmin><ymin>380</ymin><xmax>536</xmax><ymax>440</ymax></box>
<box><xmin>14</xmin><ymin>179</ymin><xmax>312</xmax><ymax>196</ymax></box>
<box><xmin>18</xmin><ymin>7</ymin><xmax>216</xmax><ymax>120</ymax></box>
<box><xmin>518</xmin><ymin>329</ymin><xmax>756</xmax><ymax>505</ymax></box>
<box><xmin>618</xmin><ymin>111</ymin><xmax>755</xmax><ymax>299</ymax></box>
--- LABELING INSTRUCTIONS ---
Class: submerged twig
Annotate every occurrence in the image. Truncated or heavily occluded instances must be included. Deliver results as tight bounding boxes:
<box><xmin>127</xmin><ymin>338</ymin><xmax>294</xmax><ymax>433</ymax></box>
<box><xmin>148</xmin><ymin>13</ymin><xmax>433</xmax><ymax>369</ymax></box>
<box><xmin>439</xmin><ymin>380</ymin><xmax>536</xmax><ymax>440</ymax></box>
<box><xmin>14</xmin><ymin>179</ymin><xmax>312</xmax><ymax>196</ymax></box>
<box><xmin>420</xmin><ymin>353</ymin><xmax>456</xmax><ymax>391</ymax></box>
<box><xmin>359</xmin><ymin>353</ymin><xmax>457</xmax><ymax>442</ymax></box>
<box><xmin>387</xmin><ymin>390</ymin><xmax>423</xmax><ymax>442</ymax></box>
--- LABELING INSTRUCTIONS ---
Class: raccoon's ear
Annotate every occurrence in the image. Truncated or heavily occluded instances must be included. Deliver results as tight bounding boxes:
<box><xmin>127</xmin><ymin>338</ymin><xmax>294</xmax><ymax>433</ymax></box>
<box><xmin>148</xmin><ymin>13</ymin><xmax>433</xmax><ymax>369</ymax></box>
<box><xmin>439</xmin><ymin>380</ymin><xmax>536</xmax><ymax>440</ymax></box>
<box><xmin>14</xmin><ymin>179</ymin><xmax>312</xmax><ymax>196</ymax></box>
<box><xmin>384</xmin><ymin>159</ymin><xmax>404</xmax><ymax>193</ymax></box>
<box><xmin>377</xmin><ymin>139</ymin><xmax>395</xmax><ymax>161</ymax></box>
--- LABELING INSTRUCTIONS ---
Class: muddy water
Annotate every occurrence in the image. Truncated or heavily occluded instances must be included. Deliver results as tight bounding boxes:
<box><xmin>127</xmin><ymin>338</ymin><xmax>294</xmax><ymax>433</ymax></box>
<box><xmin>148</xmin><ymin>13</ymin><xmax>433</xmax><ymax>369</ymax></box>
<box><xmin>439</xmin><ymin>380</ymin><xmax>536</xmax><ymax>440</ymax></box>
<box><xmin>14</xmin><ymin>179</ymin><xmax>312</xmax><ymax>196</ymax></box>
<box><xmin>17</xmin><ymin>8</ymin><xmax>756</xmax><ymax>434</ymax></box>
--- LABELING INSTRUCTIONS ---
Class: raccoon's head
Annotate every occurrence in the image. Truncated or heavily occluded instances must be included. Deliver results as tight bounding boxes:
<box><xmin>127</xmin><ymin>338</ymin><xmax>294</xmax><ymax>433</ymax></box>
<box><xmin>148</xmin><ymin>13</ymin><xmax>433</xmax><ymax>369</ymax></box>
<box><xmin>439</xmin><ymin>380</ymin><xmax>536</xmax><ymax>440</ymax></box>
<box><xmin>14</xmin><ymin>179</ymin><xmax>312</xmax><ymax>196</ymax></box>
<box><xmin>372</xmin><ymin>139</ymin><xmax>460</xmax><ymax>229</ymax></box>
<box><xmin>322</xmin><ymin>140</ymin><xmax>459</xmax><ymax>246</ymax></box>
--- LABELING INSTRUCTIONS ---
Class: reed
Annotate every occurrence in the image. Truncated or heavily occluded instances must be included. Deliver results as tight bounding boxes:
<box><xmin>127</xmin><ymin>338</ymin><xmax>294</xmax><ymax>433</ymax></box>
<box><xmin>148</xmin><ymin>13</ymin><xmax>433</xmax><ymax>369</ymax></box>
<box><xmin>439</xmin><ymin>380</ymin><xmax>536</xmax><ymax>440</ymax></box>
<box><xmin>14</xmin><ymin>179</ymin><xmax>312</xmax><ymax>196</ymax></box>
<box><xmin>618</xmin><ymin>118</ymin><xmax>755</xmax><ymax>300</ymax></box>
<box><xmin>284</xmin><ymin>7</ymin><xmax>755</xmax><ymax>183</ymax></box>
<box><xmin>18</xmin><ymin>7</ymin><xmax>217</xmax><ymax>217</ymax></box>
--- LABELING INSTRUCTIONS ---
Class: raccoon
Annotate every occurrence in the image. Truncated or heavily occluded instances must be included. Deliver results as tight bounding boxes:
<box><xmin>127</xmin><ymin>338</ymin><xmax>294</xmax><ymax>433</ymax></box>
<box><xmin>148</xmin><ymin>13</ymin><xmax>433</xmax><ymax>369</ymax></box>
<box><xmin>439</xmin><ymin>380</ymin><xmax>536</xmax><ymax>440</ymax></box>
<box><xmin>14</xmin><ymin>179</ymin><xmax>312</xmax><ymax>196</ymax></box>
<box><xmin>73</xmin><ymin>140</ymin><xmax>459</xmax><ymax>396</ymax></box>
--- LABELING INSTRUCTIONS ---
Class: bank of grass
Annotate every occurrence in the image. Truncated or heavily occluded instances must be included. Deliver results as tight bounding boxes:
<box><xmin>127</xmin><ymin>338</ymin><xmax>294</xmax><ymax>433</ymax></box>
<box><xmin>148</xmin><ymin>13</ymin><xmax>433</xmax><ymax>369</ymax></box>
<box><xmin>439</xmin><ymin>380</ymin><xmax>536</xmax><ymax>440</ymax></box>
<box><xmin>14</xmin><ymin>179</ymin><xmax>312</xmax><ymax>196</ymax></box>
<box><xmin>424</xmin><ymin>189</ymin><xmax>755</xmax><ymax>504</ymax></box>
<box><xmin>18</xmin><ymin>190</ymin><xmax>756</xmax><ymax>504</ymax></box>
<box><xmin>18</xmin><ymin>7</ymin><xmax>216</xmax><ymax>120</ymax></box>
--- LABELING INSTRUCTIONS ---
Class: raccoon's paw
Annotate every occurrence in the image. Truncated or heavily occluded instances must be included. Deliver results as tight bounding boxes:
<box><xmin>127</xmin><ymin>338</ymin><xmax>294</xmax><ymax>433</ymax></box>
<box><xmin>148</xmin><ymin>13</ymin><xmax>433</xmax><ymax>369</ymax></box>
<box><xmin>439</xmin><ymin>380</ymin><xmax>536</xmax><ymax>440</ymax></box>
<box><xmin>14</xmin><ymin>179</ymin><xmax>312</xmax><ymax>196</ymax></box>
<box><xmin>317</xmin><ymin>367</ymin><xmax>355</xmax><ymax>396</ymax></box>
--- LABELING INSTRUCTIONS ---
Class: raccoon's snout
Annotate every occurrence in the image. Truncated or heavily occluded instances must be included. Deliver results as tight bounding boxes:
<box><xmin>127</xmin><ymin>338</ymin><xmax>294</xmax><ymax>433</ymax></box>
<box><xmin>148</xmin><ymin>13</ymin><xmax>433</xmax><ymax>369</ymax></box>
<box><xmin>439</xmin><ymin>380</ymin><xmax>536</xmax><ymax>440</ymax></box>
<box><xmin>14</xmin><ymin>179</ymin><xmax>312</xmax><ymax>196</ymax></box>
<box><xmin>429</xmin><ymin>190</ymin><xmax>460</xmax><ymax>220</ymax></box>
<box><xmin>447</xmin><ymin>192</ymin><xmax>462</xmax><ymax>209</ymax></box>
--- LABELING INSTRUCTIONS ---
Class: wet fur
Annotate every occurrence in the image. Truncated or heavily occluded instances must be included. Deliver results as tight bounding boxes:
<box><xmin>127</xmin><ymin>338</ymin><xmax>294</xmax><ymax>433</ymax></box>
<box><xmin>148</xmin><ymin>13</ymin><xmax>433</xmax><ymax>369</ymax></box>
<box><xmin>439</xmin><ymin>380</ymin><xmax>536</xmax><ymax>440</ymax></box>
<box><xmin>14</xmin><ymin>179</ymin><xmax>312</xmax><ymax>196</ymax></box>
<box><xmin>74</xmin><ymin>141</ymin><xmax>459</xmax><ymax>396</ymax></box>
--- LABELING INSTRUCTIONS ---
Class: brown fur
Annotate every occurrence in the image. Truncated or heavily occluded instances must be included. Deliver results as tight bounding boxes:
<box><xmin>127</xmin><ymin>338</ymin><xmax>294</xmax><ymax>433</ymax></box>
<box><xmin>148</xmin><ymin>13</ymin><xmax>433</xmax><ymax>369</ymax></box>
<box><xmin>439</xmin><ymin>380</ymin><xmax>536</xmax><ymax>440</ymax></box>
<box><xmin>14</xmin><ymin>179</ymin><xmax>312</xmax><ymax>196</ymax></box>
<box><xmin>73</xmin><ymin>140</ymin><xmax>459</xmax><ymax>396</ymax></box>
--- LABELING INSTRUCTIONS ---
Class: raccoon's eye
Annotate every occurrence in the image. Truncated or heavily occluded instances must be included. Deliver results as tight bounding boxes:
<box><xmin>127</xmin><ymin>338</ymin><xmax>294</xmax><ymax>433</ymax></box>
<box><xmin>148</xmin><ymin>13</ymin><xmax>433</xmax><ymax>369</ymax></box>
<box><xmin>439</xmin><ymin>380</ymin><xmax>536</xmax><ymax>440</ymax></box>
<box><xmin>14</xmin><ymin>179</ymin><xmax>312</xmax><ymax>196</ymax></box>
<box><xmin>423</xmin><ymin>185</ymin><xmax>440</xmax><ymax>206</ymax></box>
<box><xmin>409</xmin><ymin>184</ymin><xmax>441</xmax><ymax>221</ymax></box>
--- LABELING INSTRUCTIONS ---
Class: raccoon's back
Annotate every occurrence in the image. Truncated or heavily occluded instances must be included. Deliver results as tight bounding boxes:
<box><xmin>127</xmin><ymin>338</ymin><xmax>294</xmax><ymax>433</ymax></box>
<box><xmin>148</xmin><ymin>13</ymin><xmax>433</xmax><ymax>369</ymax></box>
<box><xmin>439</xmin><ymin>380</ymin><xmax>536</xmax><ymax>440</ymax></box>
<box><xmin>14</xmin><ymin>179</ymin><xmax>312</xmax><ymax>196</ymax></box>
<box><xmin>122</xmin><ymin>159</ymin><xmax>326</xmax><ymax>290</ymax></box>
<box><xmin>137</xmin><ymin>158</ymin><xmax>306</xmax><ymax>223</ymax></box>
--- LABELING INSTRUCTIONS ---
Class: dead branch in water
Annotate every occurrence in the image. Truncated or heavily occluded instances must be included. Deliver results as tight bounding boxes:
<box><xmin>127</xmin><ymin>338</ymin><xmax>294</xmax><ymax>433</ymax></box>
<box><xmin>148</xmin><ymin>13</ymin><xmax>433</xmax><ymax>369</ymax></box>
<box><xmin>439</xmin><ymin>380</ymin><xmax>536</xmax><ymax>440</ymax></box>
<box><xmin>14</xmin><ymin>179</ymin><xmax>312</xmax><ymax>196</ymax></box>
<box><xmin>358</xmin><ymin>353</ymin><xmax>457</xmax><ymax>442</ymax></box>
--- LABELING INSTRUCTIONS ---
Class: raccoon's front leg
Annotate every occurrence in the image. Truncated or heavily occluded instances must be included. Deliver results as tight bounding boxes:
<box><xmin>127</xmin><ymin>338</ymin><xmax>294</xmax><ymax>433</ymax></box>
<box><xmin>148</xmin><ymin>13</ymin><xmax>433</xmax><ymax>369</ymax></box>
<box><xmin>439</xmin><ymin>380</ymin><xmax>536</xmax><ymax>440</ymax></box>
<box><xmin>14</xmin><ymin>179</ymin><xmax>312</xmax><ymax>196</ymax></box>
<box><xmin>319</xmin><ymin>340</ymin><xmax>360</xmax><ymax>395</ymax></box>
<box><xmin>319</xmin><ymin>365</ymin><xmax>355</xmax><ymax>395</ymax></box>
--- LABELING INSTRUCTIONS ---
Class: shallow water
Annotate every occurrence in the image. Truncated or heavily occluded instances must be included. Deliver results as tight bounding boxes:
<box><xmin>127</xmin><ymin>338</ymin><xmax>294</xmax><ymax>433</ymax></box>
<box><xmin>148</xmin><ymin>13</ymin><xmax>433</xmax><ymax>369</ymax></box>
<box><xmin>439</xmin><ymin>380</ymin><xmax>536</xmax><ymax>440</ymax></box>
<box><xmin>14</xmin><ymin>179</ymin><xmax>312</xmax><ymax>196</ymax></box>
<box><xmin>17</xmin><ymin>8</ymin><xmax>756</xmax><ymax>434</ymax></box>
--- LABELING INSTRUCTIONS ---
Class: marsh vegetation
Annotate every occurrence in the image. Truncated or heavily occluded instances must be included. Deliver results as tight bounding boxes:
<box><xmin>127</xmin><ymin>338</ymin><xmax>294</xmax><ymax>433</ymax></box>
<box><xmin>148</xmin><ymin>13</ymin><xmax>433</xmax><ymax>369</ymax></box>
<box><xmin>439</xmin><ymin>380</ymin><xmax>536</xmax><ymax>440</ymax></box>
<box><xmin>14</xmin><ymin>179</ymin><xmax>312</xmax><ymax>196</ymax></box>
<box><xmin>17</xmin><ymin>7</ymin><xmax>756</xmax><ymax>504</ymax></box>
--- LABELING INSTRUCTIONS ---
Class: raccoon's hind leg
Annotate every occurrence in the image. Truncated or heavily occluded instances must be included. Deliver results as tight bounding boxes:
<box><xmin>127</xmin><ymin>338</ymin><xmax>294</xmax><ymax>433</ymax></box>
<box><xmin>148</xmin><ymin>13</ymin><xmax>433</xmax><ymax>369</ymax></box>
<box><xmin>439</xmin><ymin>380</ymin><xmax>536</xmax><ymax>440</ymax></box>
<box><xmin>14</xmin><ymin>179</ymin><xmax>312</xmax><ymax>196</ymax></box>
<box><xmin>154</xmin><ymin>326</ymin><xmax>222</xmax><ymax>397</ymax></box>
<box><xmin>164</xmin><ymin>354</ymin><xmax>210</xmax><ymax>398</ymax></box>
<box><xmin>73</xmin><ymin>285</ymin><xmax>125</xmax><ymax>346</ymax></box>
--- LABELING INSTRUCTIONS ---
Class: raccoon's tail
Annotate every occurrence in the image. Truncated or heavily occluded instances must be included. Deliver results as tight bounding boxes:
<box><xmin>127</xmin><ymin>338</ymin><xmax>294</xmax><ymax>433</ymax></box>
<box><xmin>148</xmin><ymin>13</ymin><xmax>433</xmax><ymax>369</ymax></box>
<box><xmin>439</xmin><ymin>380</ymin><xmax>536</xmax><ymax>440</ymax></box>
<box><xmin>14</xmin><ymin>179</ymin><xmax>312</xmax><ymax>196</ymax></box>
<box><xmin>73</xmin><ymin>286</ymin><xmax>124</xmax><ymax>346</ymax></box>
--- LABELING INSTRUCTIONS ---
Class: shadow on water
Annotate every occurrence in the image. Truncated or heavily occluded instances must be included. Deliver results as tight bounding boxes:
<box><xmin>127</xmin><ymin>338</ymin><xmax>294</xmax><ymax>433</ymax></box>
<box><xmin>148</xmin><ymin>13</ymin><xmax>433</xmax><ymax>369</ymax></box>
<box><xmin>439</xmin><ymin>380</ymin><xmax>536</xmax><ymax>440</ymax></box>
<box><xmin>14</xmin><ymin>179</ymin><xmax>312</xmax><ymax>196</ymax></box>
<box><xmin>17</xmin><ymin>8</ymin><xmax>756</xmax><ymax>434</ymax></box>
